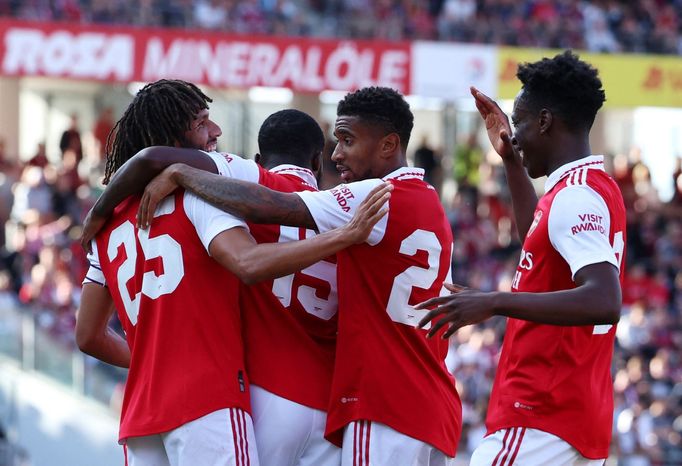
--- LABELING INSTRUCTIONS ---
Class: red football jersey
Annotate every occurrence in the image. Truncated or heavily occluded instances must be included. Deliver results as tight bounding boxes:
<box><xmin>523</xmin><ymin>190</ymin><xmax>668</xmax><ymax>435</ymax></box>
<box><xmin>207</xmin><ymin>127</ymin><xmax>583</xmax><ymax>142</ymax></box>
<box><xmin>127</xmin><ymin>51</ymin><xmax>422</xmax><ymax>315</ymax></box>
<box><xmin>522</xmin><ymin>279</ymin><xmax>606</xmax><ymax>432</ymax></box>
<box><xmin>85</xmin><ymin>191</ymin><xmax>250</xmax><ymax>441</ymax></box>
<box><xmin>241</xmin><ymin>165</ymin><xmax>338</xmax><ymax>411</ymax></box>
<box><xmin>487</xmin><ymin>156</ymin><xmax>626</xmax><ymax>459</ymax></box>
<box><xmin>297</xmin><ymin>167</ymin><xmax>462</xmax><ymax>457</ymax></box>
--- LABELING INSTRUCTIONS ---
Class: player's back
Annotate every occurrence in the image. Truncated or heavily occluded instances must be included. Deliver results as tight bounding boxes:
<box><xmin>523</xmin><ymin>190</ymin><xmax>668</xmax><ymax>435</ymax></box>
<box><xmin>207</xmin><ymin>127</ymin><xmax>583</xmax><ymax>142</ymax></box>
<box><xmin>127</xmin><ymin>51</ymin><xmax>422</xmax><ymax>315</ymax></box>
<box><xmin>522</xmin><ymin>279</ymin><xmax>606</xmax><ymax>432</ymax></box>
<box><xmin>488</xmin><ymin>159</ymin><xmax>626</xmax><ymax>459</ymax></box>
<box><xmin>327</xmin><ymin>169</ymin><xmax>461</xmax><ymax>457</ymax></box>
<box><xmin>241</xmin><ymin>165</ymin><xmax>338</xmax><ymax>410</ymax></box>
<box><xmin>93</xmin><ymin>191</ymin><xmax>249</xmax><ymax>441</ymax></box>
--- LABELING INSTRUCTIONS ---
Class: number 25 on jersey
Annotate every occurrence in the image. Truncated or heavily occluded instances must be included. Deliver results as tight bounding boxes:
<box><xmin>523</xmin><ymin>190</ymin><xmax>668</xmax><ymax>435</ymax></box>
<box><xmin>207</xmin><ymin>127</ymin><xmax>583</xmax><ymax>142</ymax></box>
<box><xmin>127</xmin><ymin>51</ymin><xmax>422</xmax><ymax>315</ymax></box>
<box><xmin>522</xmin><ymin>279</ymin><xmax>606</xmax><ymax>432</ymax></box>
<box><xmin>107</xmin><ymin>200</ymin><xmax>185</xmax><ymax>325</ymax></box>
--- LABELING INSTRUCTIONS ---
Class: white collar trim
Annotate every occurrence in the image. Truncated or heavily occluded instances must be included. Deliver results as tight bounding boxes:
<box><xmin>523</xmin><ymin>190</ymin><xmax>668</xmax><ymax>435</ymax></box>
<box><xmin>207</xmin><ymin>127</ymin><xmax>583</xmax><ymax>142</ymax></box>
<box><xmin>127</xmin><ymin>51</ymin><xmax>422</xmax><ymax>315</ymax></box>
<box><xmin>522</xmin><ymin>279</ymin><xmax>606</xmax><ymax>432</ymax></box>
<box><xmin>270</xmin><ymin>164</ymin><xmax>318</xmax><ymax>189</ymax></box>
<box><xmin>545</xmin><ymin>155</ymin><xmax>605</xmax><ymax>192</ymax></box>
<box><xmin>382</xmin><ymin>166</ymin><xmax>425</xmax><ymax>182</ymax></box>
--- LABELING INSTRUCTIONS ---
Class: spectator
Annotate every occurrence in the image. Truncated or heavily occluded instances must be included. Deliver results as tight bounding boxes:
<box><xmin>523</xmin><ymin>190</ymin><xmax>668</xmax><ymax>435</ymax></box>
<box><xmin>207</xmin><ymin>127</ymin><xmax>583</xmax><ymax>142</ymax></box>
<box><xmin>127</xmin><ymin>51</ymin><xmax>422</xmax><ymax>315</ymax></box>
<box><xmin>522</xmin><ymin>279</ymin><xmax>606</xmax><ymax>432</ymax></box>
<box><xmin>59</xmin><ymin>113</ymin><xmax>83</xmax><ymax>165</ymax></box>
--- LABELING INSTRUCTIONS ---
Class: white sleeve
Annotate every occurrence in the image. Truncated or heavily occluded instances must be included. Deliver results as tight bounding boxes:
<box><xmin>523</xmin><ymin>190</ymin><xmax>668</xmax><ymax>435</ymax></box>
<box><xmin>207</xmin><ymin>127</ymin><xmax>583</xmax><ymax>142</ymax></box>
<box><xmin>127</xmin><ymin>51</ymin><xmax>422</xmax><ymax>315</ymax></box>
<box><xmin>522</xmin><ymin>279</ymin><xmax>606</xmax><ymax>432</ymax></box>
<box><xmin>202</xmin><ymin>151</ymin><xmax>260</xmax><ymax>182</ymax></box>
<box><xmin>83</xmin><ymin>241</ymin><xmax>107</xmax><ymax>287</ymax></box>
<box><xmin>296</xmin><ymin>179</ymin><xmax>389</xmax><ymax>246</ymax></box>
<box><xmin>183</xmin><ymin>191</ymin><xmax>248</xmax><ymax>254</ymax></box>
<box><xmin>548</xmin><ymin>185</ymin><xmax>618</xmax><ymax>280</ymax></box>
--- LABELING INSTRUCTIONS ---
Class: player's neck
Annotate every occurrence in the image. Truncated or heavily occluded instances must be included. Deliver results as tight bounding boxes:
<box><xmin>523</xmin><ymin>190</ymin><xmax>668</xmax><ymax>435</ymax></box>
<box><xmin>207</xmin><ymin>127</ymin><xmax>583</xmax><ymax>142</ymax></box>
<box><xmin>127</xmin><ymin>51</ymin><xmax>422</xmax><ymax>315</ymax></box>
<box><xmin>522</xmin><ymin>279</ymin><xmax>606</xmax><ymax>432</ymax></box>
<box><xmin>545</xmin><ymin>135</ymin><xmax>592</xmax><ymax>176</ymax></box>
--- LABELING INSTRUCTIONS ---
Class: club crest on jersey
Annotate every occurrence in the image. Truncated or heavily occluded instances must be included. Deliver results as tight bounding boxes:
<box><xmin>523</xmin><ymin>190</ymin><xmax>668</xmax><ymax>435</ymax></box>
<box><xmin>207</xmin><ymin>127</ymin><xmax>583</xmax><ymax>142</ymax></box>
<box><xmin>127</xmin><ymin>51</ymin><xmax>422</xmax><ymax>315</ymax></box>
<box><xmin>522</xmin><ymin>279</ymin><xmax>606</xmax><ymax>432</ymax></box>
<box><xmin>330</xmin><ymin>185</ymin><xmax>355</xmax><ymax>212</ymax></box>
<box><xmin>527</xmin><ymin>210</ymin><xmax>543</xmax><ymax>237</ymax></box>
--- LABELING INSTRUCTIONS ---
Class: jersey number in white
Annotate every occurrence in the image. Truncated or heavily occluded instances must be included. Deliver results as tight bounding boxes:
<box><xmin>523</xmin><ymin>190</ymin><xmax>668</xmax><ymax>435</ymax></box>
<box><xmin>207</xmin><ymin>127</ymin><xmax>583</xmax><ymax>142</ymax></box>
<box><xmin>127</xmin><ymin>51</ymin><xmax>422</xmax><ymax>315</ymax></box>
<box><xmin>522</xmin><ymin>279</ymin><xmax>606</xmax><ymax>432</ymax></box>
<box><xmin>107</xmin><ymin>200</ymin><xmax>184</xmax><ymax>325</ymax></box>
<box><xmin>271</xmin><ymin>226</ymin><xmax>337</xmax><ymax>320</ymax></box>
<box><xmin>387</xmin><ymin>230</ymin><xmax>447</xmax><ymax>329</ymax></box>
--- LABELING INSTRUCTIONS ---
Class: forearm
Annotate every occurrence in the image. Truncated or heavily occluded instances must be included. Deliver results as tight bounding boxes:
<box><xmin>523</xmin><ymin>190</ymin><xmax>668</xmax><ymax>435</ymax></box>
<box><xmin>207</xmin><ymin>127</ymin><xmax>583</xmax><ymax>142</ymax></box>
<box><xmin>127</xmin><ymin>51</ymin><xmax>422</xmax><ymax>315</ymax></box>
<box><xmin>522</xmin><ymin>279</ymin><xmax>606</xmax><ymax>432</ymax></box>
<box><xmin>230</xmin><ymin>228</ymin><xmax>352</xmax><ymax>284</ymax></box>
<box><xmin>94</xmin><ymin>147</ymin><xmax>217</xmax><ymax>217</ymax></box>
<box><xmin>493</xmin><ymin>285</ymin><xmax>621</xmax><ymax>326</ymax></box>
<box><xmin>79</xmin><ymin>329</ymin><xmax>130</xmax><ymax>368</ymax></box>
<box><xmin>503</xmin><ymin>157</ymin><xmax>538</xmax><ymax>241</ymax></box>
<box><xmin>172</xmin><ymin>164</ymin><xmax>317</xmax><ymax>229</ymax></box>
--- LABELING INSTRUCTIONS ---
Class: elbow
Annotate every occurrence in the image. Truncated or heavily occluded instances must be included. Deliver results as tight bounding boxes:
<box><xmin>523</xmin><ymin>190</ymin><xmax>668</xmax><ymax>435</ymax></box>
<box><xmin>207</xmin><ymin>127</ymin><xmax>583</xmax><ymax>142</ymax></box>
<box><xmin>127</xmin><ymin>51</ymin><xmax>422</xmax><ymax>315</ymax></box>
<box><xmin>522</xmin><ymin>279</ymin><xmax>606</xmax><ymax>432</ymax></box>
<box><xmin>233</xmin><ymin>261</ymin><xmax>263</xmax><ymax>285</ymax></box>
<box><xmin>75</xmin><ymin>329</ymin><xmax>96</xmax><ymax>355</ymax></box>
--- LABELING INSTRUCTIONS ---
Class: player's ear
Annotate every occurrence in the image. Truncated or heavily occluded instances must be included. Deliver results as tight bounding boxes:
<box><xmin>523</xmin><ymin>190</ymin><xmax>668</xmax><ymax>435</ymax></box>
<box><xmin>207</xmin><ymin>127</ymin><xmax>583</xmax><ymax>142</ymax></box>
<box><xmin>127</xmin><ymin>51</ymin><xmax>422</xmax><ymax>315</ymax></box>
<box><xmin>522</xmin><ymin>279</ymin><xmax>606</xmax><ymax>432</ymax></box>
<box><xmin>255</xmin><ymin>153</ymin><xmax>262</xmax><ymax>166</ymax></box>
<box><xmin>311</xmin><ymin>150</ymin><xmax>321</xmax><ymax>175</ymax></box>
<box><xmin>381</xmin><ymin>133</ymin><xmax>400</xmax><ymax>158</ymax></box>
<box><xmin>538</xmin><ymin>109</ymin><xmax>553</xmax><ymax>134</ymax></box>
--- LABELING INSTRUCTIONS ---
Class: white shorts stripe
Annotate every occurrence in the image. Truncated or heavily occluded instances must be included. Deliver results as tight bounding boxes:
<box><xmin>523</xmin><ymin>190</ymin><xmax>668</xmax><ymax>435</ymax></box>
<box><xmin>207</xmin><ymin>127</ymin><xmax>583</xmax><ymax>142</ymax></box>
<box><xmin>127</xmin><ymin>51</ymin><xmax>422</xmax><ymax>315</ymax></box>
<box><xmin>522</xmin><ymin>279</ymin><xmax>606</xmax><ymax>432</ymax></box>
<box><xmin>242</xmin><ymin>409</ymin><xmax>251</xmax><ymax>466</ymax></box>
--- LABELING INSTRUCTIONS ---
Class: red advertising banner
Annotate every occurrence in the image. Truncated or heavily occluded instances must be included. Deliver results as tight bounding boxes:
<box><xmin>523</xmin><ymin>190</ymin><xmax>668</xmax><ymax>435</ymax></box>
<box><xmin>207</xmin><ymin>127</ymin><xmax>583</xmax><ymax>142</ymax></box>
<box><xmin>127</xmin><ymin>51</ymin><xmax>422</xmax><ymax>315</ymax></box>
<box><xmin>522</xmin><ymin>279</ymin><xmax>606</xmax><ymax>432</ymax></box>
<box><xmin>0</xmin><ymin>19</ymin><xmax>411</xmax><ymax>94</ymax></box>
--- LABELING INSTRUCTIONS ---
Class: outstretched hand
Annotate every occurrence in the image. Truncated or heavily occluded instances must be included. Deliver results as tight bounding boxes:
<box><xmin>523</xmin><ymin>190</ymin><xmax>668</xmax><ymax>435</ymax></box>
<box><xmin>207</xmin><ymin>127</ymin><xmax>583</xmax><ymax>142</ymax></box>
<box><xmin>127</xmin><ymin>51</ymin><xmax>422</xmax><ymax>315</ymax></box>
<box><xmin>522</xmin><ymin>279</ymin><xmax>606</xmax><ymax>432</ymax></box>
<box><xmin>470</xmin><ymin>86</ymin><xmax>516</xmax><ymax>162</ymax></box>
<box><xmin>415</xmin><ymin>283</ymin><xmax>496</xmax><ymax>338</ymax></box>
<box><xmin>137</xmin><ymin>165</ymin><xmax>181</xmax><ymax>229</ymax></box>
<box><xmin>342</xmin><ymin>182</ymin><xmax>393</xmax><ymax>244</ymax></box>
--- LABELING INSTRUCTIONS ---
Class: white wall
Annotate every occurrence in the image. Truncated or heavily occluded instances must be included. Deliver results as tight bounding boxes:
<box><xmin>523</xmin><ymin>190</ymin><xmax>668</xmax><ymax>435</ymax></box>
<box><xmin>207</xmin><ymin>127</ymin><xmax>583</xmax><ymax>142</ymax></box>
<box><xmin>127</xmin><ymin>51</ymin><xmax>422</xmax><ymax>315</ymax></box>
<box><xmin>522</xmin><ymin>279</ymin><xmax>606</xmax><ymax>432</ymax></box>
<box><xmin>0</xmin><ymin>359</ymin><xmax>122</xmax><ymax>466</ymax></box>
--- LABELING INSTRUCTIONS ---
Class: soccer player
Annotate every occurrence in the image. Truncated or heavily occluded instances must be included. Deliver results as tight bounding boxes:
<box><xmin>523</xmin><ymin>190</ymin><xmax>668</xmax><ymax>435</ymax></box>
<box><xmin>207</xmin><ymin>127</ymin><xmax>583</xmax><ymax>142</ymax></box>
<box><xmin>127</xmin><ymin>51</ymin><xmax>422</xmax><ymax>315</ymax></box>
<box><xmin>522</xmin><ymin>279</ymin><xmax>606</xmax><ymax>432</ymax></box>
<box><xmin>418</xmin><ymin>51</ymin><xmax>626</xmax><ymax>465</ymax></box>
<box><xmin>80</xmin><ymin>110</ymin><xmax>343</xmax><ymax>465</ymax></box>
<box><xmin>75</xmin><ymin>80</ymin><xmax>389</xmax><ymax>466</ymax></box>
<box><xmin>135</xmin><ymin>87</ymin><xmax>462</xmax><ymax>465</ymax></box>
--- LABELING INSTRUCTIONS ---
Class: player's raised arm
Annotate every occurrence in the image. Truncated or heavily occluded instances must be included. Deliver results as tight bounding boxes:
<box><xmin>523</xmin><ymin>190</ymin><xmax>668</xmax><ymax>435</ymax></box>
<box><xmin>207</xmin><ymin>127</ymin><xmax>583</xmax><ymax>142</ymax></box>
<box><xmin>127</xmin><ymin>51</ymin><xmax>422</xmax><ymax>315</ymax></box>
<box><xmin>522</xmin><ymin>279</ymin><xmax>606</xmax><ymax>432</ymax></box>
<box><xmin>138</xmin><ymin>163</ymin><xmax>320</xmax><ymax>231</ymax></box>
<box><xmin>471</xmin><ymin>86</ymin><xmax>538</xmax><ymax>241</ymax></box>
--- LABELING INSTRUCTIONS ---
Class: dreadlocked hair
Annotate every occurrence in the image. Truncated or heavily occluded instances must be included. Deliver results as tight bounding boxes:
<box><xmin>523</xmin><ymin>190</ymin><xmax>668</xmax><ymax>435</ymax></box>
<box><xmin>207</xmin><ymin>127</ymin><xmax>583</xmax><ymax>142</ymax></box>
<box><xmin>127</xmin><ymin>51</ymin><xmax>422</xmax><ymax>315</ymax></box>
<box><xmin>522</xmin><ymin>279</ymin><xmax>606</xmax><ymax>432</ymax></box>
<box><xmin>103</xmin><ymin>79</ymin><xmax>212</xmax><ymax>184</ymax></box>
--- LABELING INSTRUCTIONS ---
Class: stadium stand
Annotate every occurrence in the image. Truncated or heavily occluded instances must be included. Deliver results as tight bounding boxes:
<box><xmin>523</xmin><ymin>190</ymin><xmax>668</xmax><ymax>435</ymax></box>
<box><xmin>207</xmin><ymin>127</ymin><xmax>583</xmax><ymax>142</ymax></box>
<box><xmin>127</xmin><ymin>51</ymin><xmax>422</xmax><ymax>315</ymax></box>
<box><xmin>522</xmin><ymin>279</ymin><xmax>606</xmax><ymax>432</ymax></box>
<box><xmin>0</xmin><ymin>0</ymin><xmax>681</xmax><ymax>54</ymax></box>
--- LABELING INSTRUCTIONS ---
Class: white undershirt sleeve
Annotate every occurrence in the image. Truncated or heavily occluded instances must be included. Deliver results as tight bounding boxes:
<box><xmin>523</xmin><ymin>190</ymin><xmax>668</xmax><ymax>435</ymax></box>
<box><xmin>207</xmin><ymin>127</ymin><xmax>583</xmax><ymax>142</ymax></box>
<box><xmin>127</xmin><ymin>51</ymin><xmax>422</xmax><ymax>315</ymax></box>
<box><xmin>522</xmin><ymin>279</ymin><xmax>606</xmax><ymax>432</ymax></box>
<box><xmin>183</xmin><ymin>192</ymin><xmax>248</xmax><ymax>254</ymax></box>
<box><xmin>202</xmin><ymin>151</ymin><xmax>260</xmax><ymax>182</ymax></box>
<box><xmin>83</xmin><ymin>241</ymin><xmax>107</xmax><ymax>287</ymax></box>
<box><xmin>548</xmin><ymin>185</ymin><xmax>618</xmax><ymax>280</ymax></box>
<box><xmin>295</xmin><ymin>179</ymin><xmax>389</xmax><ymax>246</ymax></box>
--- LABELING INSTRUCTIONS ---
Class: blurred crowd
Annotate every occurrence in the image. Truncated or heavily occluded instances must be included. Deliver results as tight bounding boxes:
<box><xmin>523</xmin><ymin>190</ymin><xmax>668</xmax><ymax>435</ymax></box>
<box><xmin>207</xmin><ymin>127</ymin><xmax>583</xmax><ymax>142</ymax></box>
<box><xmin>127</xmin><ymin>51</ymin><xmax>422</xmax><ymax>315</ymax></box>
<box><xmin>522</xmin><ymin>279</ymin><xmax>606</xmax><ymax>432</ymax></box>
<box><xmin>1</xmin><ymin>0</ymin><xmax>682</xmax><ymax>55</ymax></box>
<box><xmin>0</xmin><ymin>114</ymin><xmax>681</xmax><ymax>464</ymax></box>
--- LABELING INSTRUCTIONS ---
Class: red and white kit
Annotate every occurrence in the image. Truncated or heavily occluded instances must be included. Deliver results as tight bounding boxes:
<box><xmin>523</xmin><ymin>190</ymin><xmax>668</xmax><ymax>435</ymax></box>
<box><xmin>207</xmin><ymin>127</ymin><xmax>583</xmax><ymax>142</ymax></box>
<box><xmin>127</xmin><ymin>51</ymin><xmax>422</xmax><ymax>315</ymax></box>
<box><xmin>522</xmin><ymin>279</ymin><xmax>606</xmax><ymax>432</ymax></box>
<box><xmin>484</xmin><ymin>155</ymin><xmax>626</xmax><ymax>461</ymax></box>
<box><xmin>84</xmin><ymin>190</ymin><xmax>256</xmax><ymax>464</ymax></box>
<box><xmin>296</xmin><ymin>167</ymin><xmax>462</xmax><ymax>462</ymax></box>
<box><xmin>207</xmin><ymin>153</ymin><xmax>341</xmax><ymax>466</ymax></box>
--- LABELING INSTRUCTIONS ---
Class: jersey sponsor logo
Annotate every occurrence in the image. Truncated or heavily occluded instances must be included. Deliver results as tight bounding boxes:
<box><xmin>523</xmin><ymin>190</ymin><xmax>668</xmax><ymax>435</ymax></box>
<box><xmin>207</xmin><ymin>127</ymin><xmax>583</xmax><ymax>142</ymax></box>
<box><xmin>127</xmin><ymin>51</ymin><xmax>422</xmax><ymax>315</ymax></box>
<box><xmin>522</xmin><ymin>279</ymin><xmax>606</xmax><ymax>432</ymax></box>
<box><xmin>330</xmin><ymin>185</ymin><xmax>355</xmax><ymax>212</ymax></box>
<box><xmin>513</xmin><ymin>401</ymin><xmax>534</xmax><ymax>411</ymax></box>
<box><xmin>340</xmin><ymin>396</ymin><xmax>359</xmax><ymax>404</ymax></box>
<box><xmin>222</xmin><ymin>153</ymin><xmax>234</xmax><ymax>163</ymax></box>
<box><xmin>571</xmin><ymin>213</ymin><xmax>605</xmax><ymax>235</ymax></box>
<box><xmin>527</xmin><ymin>210</ymin><xmax>542</xmax><ymax>237</ymax></box>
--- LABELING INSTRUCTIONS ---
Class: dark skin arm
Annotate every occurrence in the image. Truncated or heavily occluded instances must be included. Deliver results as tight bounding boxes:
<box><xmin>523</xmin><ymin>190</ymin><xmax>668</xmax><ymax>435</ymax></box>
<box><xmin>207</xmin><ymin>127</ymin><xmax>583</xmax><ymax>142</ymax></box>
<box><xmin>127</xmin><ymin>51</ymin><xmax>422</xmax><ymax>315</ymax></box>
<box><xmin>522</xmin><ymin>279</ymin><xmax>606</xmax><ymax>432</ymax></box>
<box><xmin>208</xmin><ymin>183</ymin><xmax>391</xmax><ymax>284</ymax></box>
<box><xmin>81</xmin><ymin>147</ymin><xmax>218</xmax><ymax>251</ymax></box>
<box><xmin>417</xmin><ymin>262</ymin><xmax>622</xmax><ymax>338</ymax></box>
<box><xmin>471</xmin><ymin>86</ymin><xmax>538</xmax><ymax>241</ymax></box>
<box><xmin>137</xmin><ymin>163</ymin><xmax>317</xmax><ymax>230</ymax></box>
<box><xmin>76</xmin><ymin>284</ymin><xmax>131</xmax><ymax>368</ymax></box>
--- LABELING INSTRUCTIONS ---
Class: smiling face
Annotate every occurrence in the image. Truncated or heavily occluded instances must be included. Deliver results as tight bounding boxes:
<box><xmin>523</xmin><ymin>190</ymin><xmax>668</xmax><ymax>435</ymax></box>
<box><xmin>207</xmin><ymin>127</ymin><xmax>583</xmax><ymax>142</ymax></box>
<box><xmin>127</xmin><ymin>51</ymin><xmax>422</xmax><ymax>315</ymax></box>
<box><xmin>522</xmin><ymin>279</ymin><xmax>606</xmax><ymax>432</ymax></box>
<box><xmin>510</xmin><ymin>90</ymin><xmax>550</xmax><ymax>179</ymax></box>
<box><xmin>180</xmin><ymin>108</ymin><xmax>222</xmax><ymax>152</ymax></box>
<box><xmin>331</xmin><ymin>115</ymin><xmax>387</xmax><ymax>183</ymax></box>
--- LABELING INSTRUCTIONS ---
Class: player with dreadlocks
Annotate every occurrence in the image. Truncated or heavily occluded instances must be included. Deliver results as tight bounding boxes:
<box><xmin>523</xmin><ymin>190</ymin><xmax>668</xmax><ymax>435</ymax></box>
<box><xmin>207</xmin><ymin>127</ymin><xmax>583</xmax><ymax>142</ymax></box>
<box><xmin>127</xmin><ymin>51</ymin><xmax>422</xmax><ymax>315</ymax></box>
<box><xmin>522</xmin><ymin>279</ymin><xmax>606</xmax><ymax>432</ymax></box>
<box><xmin>76</xmin><ymin>80</ymin><xmax>391</xmax><ymax>466</ymax></box>
<box><xmin>102</xmin><ymin>79</ymin><xmax>216</xmax><ymax>185</ymax></box>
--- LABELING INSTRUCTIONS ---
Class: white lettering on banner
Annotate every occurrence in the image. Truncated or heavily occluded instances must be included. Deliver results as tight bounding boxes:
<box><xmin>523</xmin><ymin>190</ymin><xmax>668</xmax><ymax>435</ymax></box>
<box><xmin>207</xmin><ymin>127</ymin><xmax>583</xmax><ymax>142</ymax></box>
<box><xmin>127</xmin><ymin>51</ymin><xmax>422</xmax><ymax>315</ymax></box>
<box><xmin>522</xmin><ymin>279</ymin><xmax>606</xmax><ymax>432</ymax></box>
<box><xmin>141</xmin><ymin>38</ymin><xmax>408</xmax><ymax>92</ymax></box>
<box><xmin>3</xmin><ymin>27</ymin><xmax>133</xmax><ymax>80</ymax></box>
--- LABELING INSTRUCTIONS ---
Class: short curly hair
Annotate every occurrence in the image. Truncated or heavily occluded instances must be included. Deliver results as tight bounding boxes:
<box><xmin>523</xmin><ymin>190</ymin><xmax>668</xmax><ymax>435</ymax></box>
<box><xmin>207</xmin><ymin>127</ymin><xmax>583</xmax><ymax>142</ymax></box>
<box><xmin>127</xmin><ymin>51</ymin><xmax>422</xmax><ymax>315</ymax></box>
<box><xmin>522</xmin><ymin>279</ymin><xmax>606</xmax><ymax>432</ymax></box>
<box><xmin>258</xmin><ymin>109</ymin><xmax>324</xmax><ymax>166</ymax></box>
<box><xmin>517</xmin><ymin>50</ymin><xmax>606</xmax><ymax>131</ymax></box>
<box><xmin>337</xmin><ymin>87</ymin><xmax>414</xmax><ymax>149</ymax></box>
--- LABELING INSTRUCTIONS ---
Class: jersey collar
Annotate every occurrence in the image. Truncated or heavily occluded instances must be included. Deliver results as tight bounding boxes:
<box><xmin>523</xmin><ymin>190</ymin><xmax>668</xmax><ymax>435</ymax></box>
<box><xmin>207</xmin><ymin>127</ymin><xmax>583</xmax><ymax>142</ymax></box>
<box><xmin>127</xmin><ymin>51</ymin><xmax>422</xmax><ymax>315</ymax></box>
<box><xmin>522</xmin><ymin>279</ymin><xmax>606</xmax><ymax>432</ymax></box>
<box><xmin>545</xmin><ymin>155</ymin><xmax>605</xmax><ymax>192</ymax></box>
<box><xmin>382</xmin><ymin>166</ymin><xmax>425</xmax><ymax>182</ymax></box>
<box><xmin>270</xmin><ymin>164</ymin><xmax>318</xmax><ymax>189</ymax></box>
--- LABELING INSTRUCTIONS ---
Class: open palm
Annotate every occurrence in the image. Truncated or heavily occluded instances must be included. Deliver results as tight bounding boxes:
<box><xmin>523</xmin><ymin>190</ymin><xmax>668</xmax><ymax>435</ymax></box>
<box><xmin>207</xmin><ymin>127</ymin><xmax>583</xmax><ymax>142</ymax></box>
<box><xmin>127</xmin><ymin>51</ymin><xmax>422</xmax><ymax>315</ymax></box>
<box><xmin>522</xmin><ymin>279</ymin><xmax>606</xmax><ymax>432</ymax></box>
<box><xmin>470</xmin><ymin>86</ymin><xmax>515</xmax><ymax>161</ymax></box>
